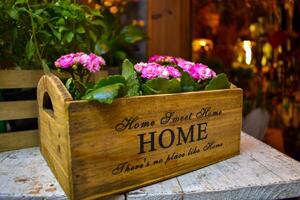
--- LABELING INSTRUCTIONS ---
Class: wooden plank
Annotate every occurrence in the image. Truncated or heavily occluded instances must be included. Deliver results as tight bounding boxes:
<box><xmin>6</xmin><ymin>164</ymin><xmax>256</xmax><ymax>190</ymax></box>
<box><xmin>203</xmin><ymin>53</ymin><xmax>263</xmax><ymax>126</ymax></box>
<box><xmin>126</xmin><ymin>178</ymin><xmax>183</xmax><ymax>200</ymax></box>
<box><xmin>0</xmin><ymin>147</ymin><xmax>125</xmax><ymax>200</ymax></box>
<box><xmin>176</xmin><ymin>132</ymin><xmax>300</xmax><ymax>200</ymax></box>
<box><xmin>147</xmin><ymin>0</ymin><xmax>191</xmax><ymax>58</ymax></box>
<box><xmin>242</xmin><ymin>133</ymin><xmax>300</xmax><ymax>182</ymax></box>
<box><xmin>0</xmin><ymin>100</ymin><xmax>38</xmax><ymax>120</ymax></box>
<box><xmin>37</xmin><ymin>74</ymin><xmax>74</xmax><ymax>199</ymax></box>
<box><xmin>0</xmin><ymin>70</ymin><xmax>44</xmax><ymax>89</ymax></box>
<box><xmin>0</xmin><ymin>130</ymin><xmax>39</xmax><ymax>152</ymax></box>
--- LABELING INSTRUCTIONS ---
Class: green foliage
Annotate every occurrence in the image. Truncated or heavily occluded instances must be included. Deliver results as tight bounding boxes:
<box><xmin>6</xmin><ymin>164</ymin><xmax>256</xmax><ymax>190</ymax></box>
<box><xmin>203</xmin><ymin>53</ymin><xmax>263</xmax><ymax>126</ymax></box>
<box><xmin>0</xmin><ymin>0</ymin><xmax>104</xmax><ymax>70</ymax></box>
<box><xmin>142</xmin><ymin>78</ymin><xmax>181</xmax><ymax>95</ymax></box>
<box><xmin>82</xmin><ymin>83</ymin><xmax>126</xmax><ymax>104</ymax></box>
<box><xmin>204</xmin><ymin>73</ymin><xmax>231</xmax><ymax>90</ymax></box>
<box><xmin>181</xmin><ymin>72</ymin><xmax>200</xmax><ymax>92</ymax></box>
<box><xmin>121</xmin><ymin>59</ymin><xmax>140</xmax><ymax>96</ymax></box>
<box><xmin>81</xmin><ymin>59</ymin><xmax>141</xmax><ymax>103</ymax></box>
<box><xmin>120</xmin><ymin>25</ymin><xmax>145</xmax><ymax>44</ymax></box>
<box><xmin>96</xmin><ymin>11</ymin><xmax>146</xmax><ymax>66</ymax></box>
<box><xmin>121</xmin><ymin>59</ymin><xmax>134</xmax><ymax>80</ymax></box>
<box><xmin>95</xmin><ymin>75</ymin><xmax>126</xmax><ymax>89</ymax></box>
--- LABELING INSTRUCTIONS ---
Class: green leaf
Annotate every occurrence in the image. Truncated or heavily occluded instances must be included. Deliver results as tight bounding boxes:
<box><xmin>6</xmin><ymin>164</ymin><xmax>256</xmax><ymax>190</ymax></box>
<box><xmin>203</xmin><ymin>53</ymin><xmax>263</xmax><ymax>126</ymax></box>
<box><xmin>15</xmin><ymin>0</ymin><xmax>27</xmax><ymax>5</ymax></box>
<box><xmin>95</xmin><ymin>41</ymin><xmax>109</xmax><ymax>55</ymax></box>
<box><xmin>181</xmin><ymin>72</ymin><xmax>197</xmax><ymax>92</ymax></box>
<box><xmin>57</xmin><ymin>18</ymin><xmax>65</xmax><ymax>25</ymax></box>
<box><xmin>142</xmin><ymin>78</ymin><xmax>181</xmax><ymax>95</ymax></box>
<box><xmin>90</xmin><ymin>10</ymin><xmax>102</xmax><ymax>17</ymax></box>
<box><xmin>204</xmin><ymin>73</ymin><xmax>231</xmax><ymax>90</ymax></box>
<box><xmin>41</xmin><ymin>59</ymin><xmax>51</xmax><ymax>74</ymax></box>
<box><xmin>76</xmin><ymin>25</ymin><xmax>85</xmax><ymax>34</ymax></box>
<box><xmin>8</xmin><ymin>9</ymin><xmax>19</xmax><ymax>20</ymax></box>
<box><xmin>88</xmin><ymin>30</ymin><xmax>97</xmax><ymax>42</ymax></box>
<box><xmin>25</xmin><ymin>39</ymin><xmax>35</xmax><ymax>60</ymax></box>
<box><xmin>114</xmin><ymin>51</ymin><xmax>127</xmax><ymax>62</ymax></box>
<box><xmin>33</xmin><ymin>9</ymin><xmax>44</xmax><ymax>16</ymax></box>
<box><xmin>65</xmin><ymin>77</ymin><xmax>73</xmax><ymax>91</ymax></box>
<box><xmin>127</xmin><ymin>73</ymin><xmax>140</xmax><ymax>96</ymax></box>
<box><xmin>59</xmin><ymin>26</ymin><xmax>68</xmax><ymax>33</ymax></box>
<box><xmin>91</xmin><ymin>19</ymin><xmax>106</xmax><ymax>27</ymax></box>
<box><xmin>53</xmin><ymin>30</ymin><xmax>61</xmax><ymax>40</ymax></box>
<box><xmin>121</xmin><ymin>59</ymin><xmax>134</xmax><ymax>80</ymax></box>
<box><xmin>120</xmin><ymin>25</ymin><xmax>145</xmax><ymax>44</ymax></box>
<box><xmin>82</xmin><ymin>83</ymin><xmax>125</xmax><ymax>104</ymax></box>
<box><xmin>64</xmin><ymin>32</ymin><xmax>74</xmax><ymax>43</ymax></box>
<box><xmin>121</xmin><ymin>59</ymin><xmax>140</xmax><ymax>96</ymax></box>
<box><xmin>95</xmin><ymin>75</ymin><xmax>126</xmax><ymax>89</ymax></box>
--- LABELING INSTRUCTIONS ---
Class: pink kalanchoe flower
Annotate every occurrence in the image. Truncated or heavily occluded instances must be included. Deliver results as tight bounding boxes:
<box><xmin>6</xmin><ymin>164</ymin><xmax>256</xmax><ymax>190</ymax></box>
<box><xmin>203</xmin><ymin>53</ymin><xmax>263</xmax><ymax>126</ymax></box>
<box><xmin>79</xmin><ymin>53</ymin><xmax>105</xmax><ymax>73</ymax></box>
<box><xmin>175</xmin><ymin>57</ymin><xmax>216</xmax><ymax>80</ymax></box>
<box><xmin>166</xmin><ymin>66</ymin><xmax>181</xmax><ymax>78</ymax></box>
<box><xmin>134</xmin><ymin>62</ymin><xmax>147</xmax><ymax>73</ymax></box>
<box><xmin>55</xmin><ymin>53</ymin><xmax>76</xmax><ymax>69</ymax></box>
<box><xmin>177</xmin><ymin>60</ymin><xmax>195</xmax><ymax>72</ymax></box>
<box><xmin>148</xmin><ymin>55</ymin><xmax>177</xmax><ymax>65</ymax></box>
<box><xmin>55</xmin><ymin>52</ymin><xmax>105</xmax><ymax>73</ymax></box>
<box><xmin>85</xmin><ymin>53</ymin><xmax>105</xmax><ymax>73</ymax></box>
<box><xmin>138</xmin><ymin>63</ymin><xmax>181</xmax><ymax>80</ymax></box>
<box><xmin>141</xmin><ymin>63</ymin><xmax>162</xmax><ymax>80</ymax></box>
<box><xmin>189</xmin><ymin>63</ymin><xmax>216</xmax><ymax>80</ymax></box>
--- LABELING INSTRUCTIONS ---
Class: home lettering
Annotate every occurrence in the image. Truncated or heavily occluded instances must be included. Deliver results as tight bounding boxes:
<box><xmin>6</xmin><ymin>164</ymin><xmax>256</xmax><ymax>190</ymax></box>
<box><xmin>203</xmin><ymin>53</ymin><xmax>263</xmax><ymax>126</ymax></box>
<box><xmin>138</xmin><ymin>123</ymin><xmax>208</xmax><ymax>154</ymax></box>
<box><xmin>115</xmin><ymin>116</ymin><xmax>155</xmax><ymax>132</ymax></box>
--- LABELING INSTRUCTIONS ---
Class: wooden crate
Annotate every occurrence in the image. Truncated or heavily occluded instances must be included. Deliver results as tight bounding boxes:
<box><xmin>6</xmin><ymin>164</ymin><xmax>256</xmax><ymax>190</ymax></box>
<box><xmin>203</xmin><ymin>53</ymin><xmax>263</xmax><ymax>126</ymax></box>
<box><xmin>0</xmin><ymin>70</ymin><xmax>44</xmax><ymax>152</ymax></box>
<box><xmin>37</xmin><ymin>74</ymin><xmax>243</xmax><ymax>200</ymax></box>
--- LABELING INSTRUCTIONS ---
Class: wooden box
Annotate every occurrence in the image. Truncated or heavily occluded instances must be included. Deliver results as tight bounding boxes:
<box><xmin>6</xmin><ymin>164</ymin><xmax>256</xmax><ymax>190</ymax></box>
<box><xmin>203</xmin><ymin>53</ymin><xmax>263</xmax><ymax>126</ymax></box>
<box><xmin>37</xmin><ymin>74</ymin><xmax>243</xmax><ymax>200</ymax></box>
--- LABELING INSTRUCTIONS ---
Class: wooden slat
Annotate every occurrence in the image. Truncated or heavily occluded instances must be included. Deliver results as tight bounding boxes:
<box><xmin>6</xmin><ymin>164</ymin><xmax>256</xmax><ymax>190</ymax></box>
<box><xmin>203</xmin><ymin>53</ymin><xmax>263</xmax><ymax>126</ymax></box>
<box><xmin>147</xmin><ymin>0</ymin><xmax>191</xmax><ymax>58</ymax></box>
<box><xmin>126</xmin><ymin>133</ymin><xmax>300</xmax><ymax>200</ymax></box>
<box><xmin>0</xmin><ymin>100</ymin><xmax>38</xmax><ymax>120</ymax></box>
<box><xmin>0</xmin><ymin>130</ymin><xmax>39</xmax><ymax>152</ymax></box>
<box><xmin>0</xmin><ymin>70</ymin><xmax>44</xmax><ymax>89</ymax></box>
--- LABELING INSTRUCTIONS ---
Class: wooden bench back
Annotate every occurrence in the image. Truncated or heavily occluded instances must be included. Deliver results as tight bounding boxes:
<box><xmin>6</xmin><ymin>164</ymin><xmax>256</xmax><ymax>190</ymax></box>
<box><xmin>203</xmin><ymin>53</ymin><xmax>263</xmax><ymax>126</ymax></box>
<box><xmin>0</xmin><ymin>70</ymin><xmax>43</xmax><ymax>152</ymax></box>
<box><xmin>0</xmin><ymin>70</ymin><xmax>108</xmax><ymax>152</ymax></box>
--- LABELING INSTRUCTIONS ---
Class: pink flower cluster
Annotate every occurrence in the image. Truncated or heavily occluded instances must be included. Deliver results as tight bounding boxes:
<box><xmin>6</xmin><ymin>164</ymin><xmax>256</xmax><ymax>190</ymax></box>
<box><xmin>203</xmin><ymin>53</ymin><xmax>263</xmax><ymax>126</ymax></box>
<box><xmin>148</xmin><ymin>55</ymin><xmax>177</xmax><ymax>65</ymax></box>
<box><xmin>134</xmin><ymin>62</ymin><xmax>181</xmax><ymax>80</ymax></box>
<box><xmin>54</xmin><ymin>52</ymin><xmax>105</xmax><ymax>73</ymax></box>
<box><xmin>134</xmin><ymin>55</ymin><xmax>216</xmax><ymax>80</ymax></box>
<box><xmin>176</xmin><ymin>58</ymin><xmax>216</xmax><ymax>80</ymax></box>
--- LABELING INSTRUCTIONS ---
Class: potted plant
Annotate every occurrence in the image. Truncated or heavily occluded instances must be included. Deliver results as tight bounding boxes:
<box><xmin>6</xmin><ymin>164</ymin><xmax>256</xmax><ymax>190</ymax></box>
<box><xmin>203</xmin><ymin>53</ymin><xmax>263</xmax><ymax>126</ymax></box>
<box><xmin>0</xmin><ymin>0</ymin><xmax>106</xmax><ymax>149</ymax></box>
<box><xmin>37</xmin><ymin>54</ymin><xmax>242</xmax><ymax>199</ymax></box>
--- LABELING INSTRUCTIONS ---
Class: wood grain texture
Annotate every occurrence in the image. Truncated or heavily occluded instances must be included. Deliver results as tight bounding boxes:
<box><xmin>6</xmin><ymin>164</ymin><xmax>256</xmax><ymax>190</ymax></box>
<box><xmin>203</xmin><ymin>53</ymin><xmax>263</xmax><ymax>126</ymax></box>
<box><xmin>0</xmin><ymin>130</ymin><xmax>39</xmax><ymax>152</ymax></box>
<box><xmin>38</xmin><ymin>74</ymin><xmax>242</xmax><ymax>199</ymax></box>
<box><xmin>126</xmin><ymin>133</ymin><xmax>300</xmax><ymax>200</ymax></box>
<box><xmin>0</xmin><ymin>100</ymin><xmax>38</xmax><ymax>120</ymax></box>
<box><xmin>0</xmin><ymin>147</ymin><xmax>125</xmax><ymax>200</ymax></box>
<box><xmin>0</xmin><ymin>70</ymin><xmax>43</xmax><ymax>152</ymax></box>
<box><xmin>0</xmin><ymin>70</ymin><xmax>44</xmax><ymax>89</ymax></box>
<box><xmin>1</xmin><ymin>133</ymin><xmax>300</xmax><ymax>200</ymax></box>
<box><xmin>147</xmin><ymin>0</ymin><xmax>191</xmax><ymax>58</ymax></box>
<box><xmin>37</xmin><ymin>74</ymin><xmax>73</xmax><ymax>199</ymax></box>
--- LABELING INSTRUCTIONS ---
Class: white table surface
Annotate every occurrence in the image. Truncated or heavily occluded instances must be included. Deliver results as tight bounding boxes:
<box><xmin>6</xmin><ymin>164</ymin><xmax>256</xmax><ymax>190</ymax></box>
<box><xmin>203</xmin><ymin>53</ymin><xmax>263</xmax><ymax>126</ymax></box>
<box><xmin>1</xmin><ymin>132</ymin><xmax>300</xmax><ymax>200</ymax></box>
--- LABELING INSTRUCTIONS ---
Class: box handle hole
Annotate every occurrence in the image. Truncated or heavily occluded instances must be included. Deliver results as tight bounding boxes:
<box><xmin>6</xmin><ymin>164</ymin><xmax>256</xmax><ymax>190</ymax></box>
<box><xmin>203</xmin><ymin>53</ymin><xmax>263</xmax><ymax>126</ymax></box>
<box><xmin>43</xmin><ymin>92</ymin><xmax>54</xmax><ymax>117</ymax></box>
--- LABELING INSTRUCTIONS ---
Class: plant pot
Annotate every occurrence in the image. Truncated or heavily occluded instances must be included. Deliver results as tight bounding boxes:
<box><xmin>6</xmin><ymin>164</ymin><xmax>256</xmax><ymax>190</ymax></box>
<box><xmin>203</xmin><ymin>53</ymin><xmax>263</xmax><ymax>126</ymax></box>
<box><xmin>37</xmin><ymin>74</ymin><xmax>243</xmax><ymax>200</ymax></box>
